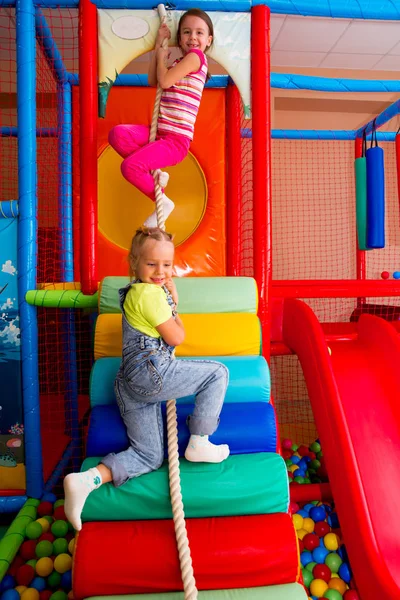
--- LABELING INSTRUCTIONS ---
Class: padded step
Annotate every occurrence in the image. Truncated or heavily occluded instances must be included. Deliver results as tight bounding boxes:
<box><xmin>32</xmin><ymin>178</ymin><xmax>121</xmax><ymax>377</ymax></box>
<box><xmin>81</xmin><ymin>453</ymin><xmax>289</xmax><ymax>522</ymax></box>
<box><xmin>99</xmin><ymin>276</ymin><xmax>258</xmax><ymax>315</ymax></box>
<box><xmin>94</xmin><ymin>313</ymin><xmax>261</xmax><ymax>360</ymax></box>
<box><xmin>86</xmin><ymin>402</ymin><xmax>277</xmax><ymax>457</ymax></box>
<box><xmin>73</xmin><ymin>515</ymin><xmax>299</xmax><ymax>596</ymax></box>
<box><xmin>90</xmin><ymin>356</ymin><xmax>270</xmax><ymax>407</ymax></box>
<box><xmin>86</xmin><ymin>585</ymin><xmax>308</xmax><ymax>600</ymax></box>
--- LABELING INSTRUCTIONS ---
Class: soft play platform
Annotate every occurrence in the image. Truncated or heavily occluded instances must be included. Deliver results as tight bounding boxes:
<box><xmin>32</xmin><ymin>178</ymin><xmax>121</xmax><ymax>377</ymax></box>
<box><xmin>86</xmin><ymin>586</ymin><xmax>308</xmax><ymax>600</ymax></box>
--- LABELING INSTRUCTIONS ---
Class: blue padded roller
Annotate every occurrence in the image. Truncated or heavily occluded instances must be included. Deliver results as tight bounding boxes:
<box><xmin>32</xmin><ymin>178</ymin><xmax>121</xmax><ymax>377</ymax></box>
<box><xmin>366</xmin><ymin>145</ymin><xmax>385</xmax><ymax>248</ymax></box>
<box><xmin>86</xmin><ymin>402</ymin><xmax>277</xmax><ymax>457</ymax></box>
<box><xmin>90</xmin><ymin>356</ymin><xmax>271</xmax><ymax>407</ymax></box>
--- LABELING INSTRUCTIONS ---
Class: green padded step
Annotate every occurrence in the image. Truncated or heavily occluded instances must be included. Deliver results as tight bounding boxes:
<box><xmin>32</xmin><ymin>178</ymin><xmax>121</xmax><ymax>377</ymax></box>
<box><xmin>87</xmin><ymin>584</ymin><xmax>308</xmax><ymax>599</ymax></box>
<box><xmin>81</xmin><ymin>453</ymin><xmax>288</xmax><ymax>522</ymax></box>
<box><xmin>99</xmin><ymin>277</ymin><xmax>257</xmax><ymax>315</ymax></box>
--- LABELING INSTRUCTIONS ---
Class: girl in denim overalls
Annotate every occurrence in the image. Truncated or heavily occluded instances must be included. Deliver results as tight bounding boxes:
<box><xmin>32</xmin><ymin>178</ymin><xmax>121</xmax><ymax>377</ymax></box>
<box><xmin>64</xmin><ymin>227</ymin><xmax>229</xmax><ymax>531</ymax></box>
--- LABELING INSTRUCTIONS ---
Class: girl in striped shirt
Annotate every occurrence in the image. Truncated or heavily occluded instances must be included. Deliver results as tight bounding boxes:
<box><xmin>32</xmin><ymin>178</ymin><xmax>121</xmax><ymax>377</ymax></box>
<box><xmin>108</xmin><ymin>9</ymin><xmax>214</xmax><ymax>227</ymax></box>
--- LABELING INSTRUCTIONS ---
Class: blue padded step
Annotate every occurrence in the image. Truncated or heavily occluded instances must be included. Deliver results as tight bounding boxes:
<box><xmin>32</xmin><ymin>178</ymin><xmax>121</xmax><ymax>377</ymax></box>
<box><xmin>86</xmin><ymin>402</ymin><xmax>277</xmax><ymax>457</ymax></box>
<box><xmin>90</xmin><ymin>356</ymin><xmax>271</xmax><ymax>407</ymax></box>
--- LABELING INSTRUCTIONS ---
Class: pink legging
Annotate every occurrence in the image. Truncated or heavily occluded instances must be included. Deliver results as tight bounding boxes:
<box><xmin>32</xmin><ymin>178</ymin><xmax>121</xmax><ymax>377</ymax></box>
<box><xmin>108</xmin><ymin>124</ymin><xmax>190</xmax><ymax>201</ymax></box>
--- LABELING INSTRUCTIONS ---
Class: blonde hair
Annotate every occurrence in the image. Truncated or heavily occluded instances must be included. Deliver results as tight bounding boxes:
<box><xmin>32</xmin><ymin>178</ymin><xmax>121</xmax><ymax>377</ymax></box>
<box><xmin>128</xmin><ymin>226</ymin><xmax>174</xmax><ymax>278</ymax></box>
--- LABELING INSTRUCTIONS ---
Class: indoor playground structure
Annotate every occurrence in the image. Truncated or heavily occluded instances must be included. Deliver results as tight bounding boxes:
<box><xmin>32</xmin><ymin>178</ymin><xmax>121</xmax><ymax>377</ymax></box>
<box><xmin>2</xmin><ymin>0</ymin><xmax>400</xmax><ymax>599</ymax></box>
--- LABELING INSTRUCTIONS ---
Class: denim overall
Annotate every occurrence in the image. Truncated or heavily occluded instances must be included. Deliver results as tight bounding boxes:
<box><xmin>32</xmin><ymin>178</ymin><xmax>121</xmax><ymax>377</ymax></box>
<box><xmin>101</xmin><ymin>281</ymin><xmax>229</xmax><ymax>487</ymax></box>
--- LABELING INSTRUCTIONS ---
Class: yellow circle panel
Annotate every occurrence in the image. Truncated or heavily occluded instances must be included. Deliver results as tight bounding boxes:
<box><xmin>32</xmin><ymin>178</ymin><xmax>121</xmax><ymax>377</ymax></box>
<box><xmin>98</xmin><ymin>145</ymin><xmax>207</xmax><ymax>249</ymax></box>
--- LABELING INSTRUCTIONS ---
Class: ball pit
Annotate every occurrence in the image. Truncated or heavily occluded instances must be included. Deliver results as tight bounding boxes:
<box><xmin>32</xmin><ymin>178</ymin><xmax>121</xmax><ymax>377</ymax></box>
<box><xmin>1</xmin><ymin>499</ymin><xmax>75</xmax><ymax>600</ymax></box>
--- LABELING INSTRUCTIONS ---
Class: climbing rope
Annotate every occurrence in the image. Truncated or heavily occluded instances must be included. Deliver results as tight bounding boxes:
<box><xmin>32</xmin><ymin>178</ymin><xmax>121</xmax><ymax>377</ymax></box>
<box><xmin>149</xmin><ymin>5</ymin><xmax>198</xmax><ymax>599</ymax></box>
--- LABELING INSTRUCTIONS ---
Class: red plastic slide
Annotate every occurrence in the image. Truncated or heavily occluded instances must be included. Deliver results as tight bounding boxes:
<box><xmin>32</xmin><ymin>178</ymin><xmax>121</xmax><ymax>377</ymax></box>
<box><xmin>283</xmin><ymin>299</ymin><xmax>400</xmax><ymax>600</ymax></box>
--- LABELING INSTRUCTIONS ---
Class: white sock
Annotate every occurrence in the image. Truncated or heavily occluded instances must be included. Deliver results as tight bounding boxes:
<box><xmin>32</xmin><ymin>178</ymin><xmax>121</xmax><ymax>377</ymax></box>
<box><xmin>63</xmin><ymin>467</ymin><xmax>102</xmax><ymax>531</ymax></box>
<box><xmin>155</xmin><ymin>169</ymin><xmax>170</xmax><ymax>189</ymax></box>
<box><xmin>144</xmin><ymin>194</ymin><xmax>175</xmax><ymax>227</ymax></box>
<box><xmin>185</xmin><ymin>435</ymin><xmax>230</xmax><ymax>464</ymax></box>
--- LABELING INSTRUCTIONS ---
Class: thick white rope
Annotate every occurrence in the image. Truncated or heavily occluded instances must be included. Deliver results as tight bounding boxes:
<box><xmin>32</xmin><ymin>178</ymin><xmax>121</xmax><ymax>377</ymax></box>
<box><xmin>149</xmin><ymin>6</ymin><xmax>198</xmax><ymax>599</ymax></box>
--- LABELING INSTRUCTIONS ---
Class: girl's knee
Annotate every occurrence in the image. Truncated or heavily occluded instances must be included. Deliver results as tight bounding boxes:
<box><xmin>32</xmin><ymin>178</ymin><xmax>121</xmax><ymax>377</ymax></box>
<box><xmin>216</xmin><ymin>363</ymin><xmax>229</xmax><ymax>385</ymax></box>
<box><xmin>108</xmin><ymin>124</ymin><xmax>122</xmax><ymax>148</ymax></box>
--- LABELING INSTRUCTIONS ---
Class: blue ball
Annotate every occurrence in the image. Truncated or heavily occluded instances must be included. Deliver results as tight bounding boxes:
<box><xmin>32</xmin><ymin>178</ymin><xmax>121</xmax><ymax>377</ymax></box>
<box><xmin>300</xmin><ymin>551</ymin><xmax>313</xmax><ymax>567</ymax></box>
<box><xmin>312</xmin><ymin>546</ymin><xmax>330</xmax><ymax>564</ymax></box>
<box><xmin>291</xmin><ymin>455</ymin><xmax>300</xmax><ymax>465</ymax></box>
<box><xmin>323</xmin><ymin>504</ymin><xmax>333</xmax><ymax>514</ymax></box>
<box><xmin>327</xmin><ymin>513</ymin><xmax>340</xmax><ymax>528</ymax></box>
<box><xmin>309</xmin><ymin>506</ymin><xmax>326</xmax><ymax>522</ymax></box>
<box><xmin>61</xmin><ymin>570</ymin><xmax>72</xmax><ymax>590</ymax></box>
<box><xmin>303</xmin><ymin>503</ymin><xmax>315</xmax><ymax>514</ymax></box>
<box><xmin>338</xmin><ymin>544</ymin><xmax>348</xmax><ymax>562</ymax></box>
<box><xmin>31</xmin><ymin>577</ymin><xmax>47</xmax><ymax>592</ymax></box>
<box><xmin>394</xmin><ymin>271</ymin><xmax>400</xmax><ymax>280</ymax></box>
<box><xmin>41</xmin><ymin>492</ymin><xmax>57</xmax><ymax>503</ymax></box>
<box><xmin>339</xmin><ymin>562</ymin><xmax>352</xmax><ymax>583</ymax></box>
<box><xmin>297</xmin><ymin>509</ymin><xmax>309</xmax><ymax>518</ymax></box>
<box><xmin>0</xmin><ymin>576</ymin><xmax>15</xmax><ymax>593</ymax></box>
<box><xmin>298</xmin><ymin>458</ymin><xmax>308</xmax><ymax>469</ymax></box>
<box><xmin>1</xmin><ymin>590</ymin><xmax>20</xmax><ymax>600</ymax></box>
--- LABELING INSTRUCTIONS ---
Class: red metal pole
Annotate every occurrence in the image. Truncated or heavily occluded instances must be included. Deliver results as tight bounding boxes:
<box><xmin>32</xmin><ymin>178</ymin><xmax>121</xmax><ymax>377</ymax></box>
<box><xmin>226</xmin><ymin>83</ymin><xmax>242</xmax><ymax>276</ymax></box>
<box><xmin>79</xmin><ymin>0</ymin><xmax>98</xmax><ymax>295</ymax></box>
<box><xmin>251</xmin><ymin>5</ymin><xmax>271</xmax><ymax>360</ymax></box>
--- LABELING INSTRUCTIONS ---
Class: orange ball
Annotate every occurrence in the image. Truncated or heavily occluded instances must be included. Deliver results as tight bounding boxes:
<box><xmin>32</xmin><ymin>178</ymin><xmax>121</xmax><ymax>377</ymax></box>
<box><xmin>329</xmin><ymin>577</ymin><xmax>347</xmax><ymax>595</ymax></box>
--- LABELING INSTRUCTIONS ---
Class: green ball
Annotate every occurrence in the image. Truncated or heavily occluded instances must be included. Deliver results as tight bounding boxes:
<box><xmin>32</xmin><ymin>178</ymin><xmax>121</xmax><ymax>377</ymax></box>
<box><xmin>323</xmin><ymin>590</ymin><xmax>343</xmax><ymax>600</ymax></box>
<box><xmin>310</xmin><ymin>441</ymin><xmax>321</xmax><ymax>453</ymax></box>
<box><xmin>53</xmin><ymin>538</ymin><xmax>68</xmax><ymax>556</ymax></box>
<box><xmin>291</xmin><ymin>444</ymin><xmax>299</xmax><ymax>451</ymax></box>
<box><xmin>305</xmin><ymin>561</ymin><xmax>317</xmax><ymax>573</ymax></box>
<box><xmin>285</xmin><ymin>459</ymin><xmax>293</xmax><ymax>467</ymax></box>
<box><xmin>325</xmin><ymin>552</ymin><xmax>343</xmax><ymax>573</ymax></box>
<box><xmin>47</xmin><ymin>571</ymin><xmax>62</xmax><ymax>588</ymax></box>
<box><xmin>304</xmin><ymin>477</ymin><xmax>311</xmax><ymax>484</ymax></box>
<box><xmin>26</xmin><ymin>559</ymin><xmax>37</xmax><ymax>568</ymax></box>
<box><xmin>26</xmin><ymin>521</ymin><xmax>43</xmax><ymax>540</ymax></box>
<box><xmin>310</xmin><ymin>459</ymin><xmax>321</xmax><ymax>470</ymax></box>
<box><xmin>294</xmin><ymin>476</ymin><xmax>305</xmax><ymax>483</ymax></box>
<box><xmin>43</xmin><ymin>516</ymin><xmax>54</xmax><ymax>525</ymax></box>
<box><xmin>49</xmin><ymin>592</ymin><xmax>67</xmax><ymax>600</ymax></box>
<box><xmin>53</xmin><ymin>499</ymin><xmax>65</xmax><ymax>509</ymax></box>
<box><xmin>51</xmin><ymin>520</ymin><xmax>68</xmax><ymax>538</ymax></box>
<box><xmin>36</xmin><ymin>540</ymin><xmax>53</xmax><ymax>558</ymax></box>
<box><xmin>302</xmin><ymin>568</ymin><xmax>313</xmax><ymax>588</ymax></box>
<box><xmin>316</xmin><ymin>451</ymin><xmax>323</xmax><ymax>460</ymax></box>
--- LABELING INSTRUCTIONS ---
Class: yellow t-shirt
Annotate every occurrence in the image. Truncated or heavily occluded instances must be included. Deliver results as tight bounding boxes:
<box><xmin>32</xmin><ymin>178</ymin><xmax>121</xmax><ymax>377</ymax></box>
<box><xmin>124</xmin><ymin>283</ymin><xmax>172</xmax><ymax>338</ymax></box>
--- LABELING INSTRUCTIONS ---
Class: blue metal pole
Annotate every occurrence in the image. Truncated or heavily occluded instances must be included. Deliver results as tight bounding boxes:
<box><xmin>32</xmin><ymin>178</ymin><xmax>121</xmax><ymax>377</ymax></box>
<box><xmin>241</xmin><ymin>129</ymin><xmax>397</xmax><ymax>142</ymax></box>
<box><xmin>356</xmin><ymin>99</ymin><xmax>400</xmax><ymax>138</ymax></box>
<box><xmin>58</xmin><ymin>82</ymin><xmax>73</xmax><ymax>281</ymax></box>
<box><xmin>16</xmin><ymin>0</ymin><xmax>44</xmax><ymax>499</ymax></box>
<box><xmin>1</xmin><ymin>127</ymin><xmax>58</xmax><ymax>137</ymax></box>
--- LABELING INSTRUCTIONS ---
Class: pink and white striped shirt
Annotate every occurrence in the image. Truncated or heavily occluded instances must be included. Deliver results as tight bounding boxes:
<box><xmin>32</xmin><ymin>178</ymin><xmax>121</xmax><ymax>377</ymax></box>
<box><xmin>157</xmin><ymin>49</ymin><xmax>207</xmax><ymax>142</ymax></box>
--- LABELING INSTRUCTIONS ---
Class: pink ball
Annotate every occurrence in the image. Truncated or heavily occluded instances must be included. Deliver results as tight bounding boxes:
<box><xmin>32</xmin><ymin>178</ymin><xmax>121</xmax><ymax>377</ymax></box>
<box><xmin>381</xmin><ymin>271</ymin><xmax>390</xmax><ymax>280</ymax></box>
<box><xmin>290</xmin><ymin>501</ymin><xmax>300</xmax><ymax>514</ymax></box>
<box><xmin>282</xmin><ymin>439</ymin><xmax>293</xmax><ymax>450</ymax></box>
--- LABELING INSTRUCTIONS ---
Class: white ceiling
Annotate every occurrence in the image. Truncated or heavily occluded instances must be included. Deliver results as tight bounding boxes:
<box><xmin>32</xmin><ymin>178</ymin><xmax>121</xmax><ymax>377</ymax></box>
<box><xmin>271</xmin><ymin>14</ymin><xmax>400</xmax><ymax>71</ymax></box>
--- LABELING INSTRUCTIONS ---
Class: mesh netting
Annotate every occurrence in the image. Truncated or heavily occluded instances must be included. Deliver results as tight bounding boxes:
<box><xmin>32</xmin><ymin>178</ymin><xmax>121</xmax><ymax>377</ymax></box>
<box><xmin>239</xmin><ymin>112</ymin><xmax>253</xmax><ymax>276</ymax></box>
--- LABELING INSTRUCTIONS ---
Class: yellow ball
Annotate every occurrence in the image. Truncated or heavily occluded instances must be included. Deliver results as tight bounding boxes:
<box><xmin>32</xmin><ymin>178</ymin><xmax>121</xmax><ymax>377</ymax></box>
<box><xmin>310</xmin><ymin>579</ymin><xmax>329</xmax><ymax>597</ymax></box>
<box><xmin>289</xmin><ymin>464</ymin><xmax>299</xmax><ymax>473</ymax></box>
<box><xmin>324</xmin><ymin>532</ymin><xmax>340</xmax><ymax>551</ymax></box>
<box><xmin>303</xmin><ymin>517</ymin><xmax>315</xmax><ymax>533</ymax></box>
<box><xmin>36</xmin><ymin>556</ymin><xmax>54</xmax><ymax>577</ymax></box>
<box><xmin>21</xmin><ymin>589</ymin><xmax>40</xmax><ymax>600</ymax></box>
<box><xmin>68</xmin><ymin>537</ymin><xmax>75</xmax><ymax>555</ymax></box>
<box><xmin>15</xmin><ymin>587</ymin><xmax>27</xmax><ymax>596</ymax></box>
<box><xmin>54</xmin><ymin>553</ymin><xmax>73</xmax><ymax>574</ymax></box>
<box><xmin>293</xmin><ymin>452</ymin><xmax>301</xmax><ymax>458</ymax></box>
<box><xmin>296</xmin><ymin>528</ymin><xmax>309</xmax><ymax>540</ymax></box>
<box><xmin>293</xmin><ymin>514</ymin><xmax>304</xmax><ymax>530</ymax></box>
<box><xmin>36</xmin><ymin>518</ymin><xmax>50</xmax><ymax>533</ymax></box>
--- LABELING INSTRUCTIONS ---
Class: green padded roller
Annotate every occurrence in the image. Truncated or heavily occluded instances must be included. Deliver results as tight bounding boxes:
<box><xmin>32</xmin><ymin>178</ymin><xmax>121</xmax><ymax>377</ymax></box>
<box><xmin>87</xmin><ymin>584</ymin><xmax>308</xmax><ymax>600</ymax></box>
<box><xmin>355</xmin><ymin>157</ymin><xmax>369</xmax><ymax>251</ymax></box>
<box><xmin>99</xmin><ymin>277</ymin><xmax>257</xmax><ymax>315</ymax></box>
<box><xmin>81</xmin><ymin>453</ymin><xmax>288</xmax><ymax>522</ymax></box>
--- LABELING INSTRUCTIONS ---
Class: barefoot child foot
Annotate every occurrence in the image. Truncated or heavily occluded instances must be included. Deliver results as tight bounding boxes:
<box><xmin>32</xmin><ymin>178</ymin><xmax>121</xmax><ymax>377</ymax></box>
<box><xmin>144</xmin><ymin>194</ymin><xmax>175</xmax><ymax>227</ymax></box>
<box><xmin>185</xmin><ymin>435</ymin><xmax>230</xmax><ymax>463</ymax></box>
<box><xmin>64</xmin><ymin>467</ymin><xmax>102</xmax><ymax>531</ymax></box>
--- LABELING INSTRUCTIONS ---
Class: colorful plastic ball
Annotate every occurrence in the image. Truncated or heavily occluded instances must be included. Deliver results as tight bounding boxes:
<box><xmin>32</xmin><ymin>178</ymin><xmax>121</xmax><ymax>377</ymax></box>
<box><xmin>293</xmin><ymin>514</ymin><xmax>304</xmax><ymax>530</ymax></box>
<box><xmin>38</xmin><ymin>534</ymin><xmax>55</xmax><ymax>544</ymax></box>
<box><xmin>15</xmin><ymin>587</ymin><xmax>27</xmax><ymax>596</ymax></box>
<box><xmin>25</xmin><ymin>523</ymin><xmax>43</xmax><ymax>541</ymax></box>
<box><xmin>35</xmin><ymin>541</ymin><xmax>53</xmax><ymax>559</ymax></box>
<box><xmin>42</xmin><ymin>517</ymin><xmax>54</xmax><ymax>526</ymax></box>
<box><xmin>30</xmin><ymin>577</ymin><xmax>47</xmax><ymax>593</ymax></box>
<box><xmin>313</xmin><ymin>563</ymin><xmax>332</xmax><ymax>583</ymax></box>
<box><xmin>39</xmin><ymin>591</ymin><xmax>52</xmax><ymax>600</ymax></box>
<box><xmin>324</xmin><ymin>533</ymin><xmax>339</xmax><ymax>551</ymax></box>
<box><xmin>1</xmin><ymin>590</ymin><xmax>20</xmax><ymax>600</ymax></box>
<box><xmin>52</xmin><ymin>539</ymin><xmax>68</xmax><ymax>556</ymax></box>
<box><xmin>310</xmin><ymin>506</ymin><xmax>326</xmax><ymax>523</ymax></box>
<box><xmin>25</xmin><ymin>561</ymin><xmax>37</xmax><ymax>569</ymax></box>
<box><xmin>393</xmin><ymin>271</ymin><xmax>400</xmax><ymax>279</ymax></box>
<box><xmin>303</xmin><ymin>518</ymin><xmax>315</xmax><ymax>533</ymax></box>
<box><xmin>60</xmin><ymin>570</ymin><xmax>72</xmax><ymax>590</ymax></box>
<box><xmin>303</xmin><ymin>533</ymin><xmax>320</xmax><ymax>551</ymax></box>
<box><xmin>302</xmin><ymin>568</ymin><xmax>314</xmax><ymax>588</ymax></box>
<box><xmin>36</xmin><ymin>519</ymin><xmax>50</xmax><ymax>534</ymax></box>
<box><xmin>49</xmin><ymin>592</ymin><xmax>68</xmax><ymax>600</ymax></box>
<box><xmin>53</xmin><ymin>500</ymin><xmax>64</xmax><ymax>509</ymax></box>
<box><xmin>325</xmin><ymin>553</ymin><xmax>343</xmax><ymax>574</ymax></box>
<box><xmin>337</xmin><ymin>545</ymin><xmax>348</xmax><ymax>562</ymax></box>
<box><xmin>16</xmin><ymin>565</ymin><xmax>35</xmax><ymax>587</ymax></box>
<box><xmin>338</xmin><ymin>562</ymin><xmax>351</xmax><ymax>583</ymax></box>
<box><xmin>314</xmin><ymin>521</ymin><xmax>331</xmax><ymax>538</ymax></box>
<box><xmin>327</xmin><ymin>513</ymin><xmax>340</xmax><ymax>529</ymax></box>
<box><xmin>35</xmin><ymin>557</ymin><xmax>54</xmax><ymax>578</ymax></box>
<box><xmin>381</xmin><ymin>271</ymin><xmax>390</xmax><ymax>280</ymax></box>
<box><xmin>343</xmin><ymin>591</ymin><xmax>359</xmax><ymax>600</ymax></box>
<box><xmin>301</xmin><ymin>551</ymin><xmax>314</xmax><ymax>567</ymax></box>
<box><xmin>20</xmin><ymin>541</ymin><xmax>37</xmax><ymax>561</ymax></box>
<box><xmin>310</xmin><ymin>441</ymin><xmax>321</xmax><ymax>453</ymax></box>
<box><xmin>37</xmin><ymin>502</ymin><xmax>53</xmax><ymax>518</ymax></box>
<box><xmin>310</xmin><ymin>579</ymin><xmax>329</xmax><ymax>598</ymax></box>
<box><xmin>323</xmin><ymin>590</ymin><xmax>342</xmax><ymax>600</ymax></box>
<box><xmin>51</xmin><ymin>521</ymin><xmax>68</xmax><ymax>539</ymax></box>
<box><xmin>67</xmin><ymin>592</ymin><xmax>74</xmax><ymax>600</ymax></box>
<box><xmin>47</xmin><ymin>572</ymin><xmax>61</xmax><ymax>589</ymax></box>
<box><xmin>290</xmin><ymin>501</ymin><xmax>300</xmax><ymax>513</ymax></box>
<box><xmin>54</xmin><ymin>554</ymin><xmax>72</xmax><ymax>575</ymax></box>
<box><xmin>41</xmin><ymin>493</ymin><xmax>57</xmax><ymax>504</ymax></box>
<box><xmin>297</xmin><ymin>528</ymin><xmax>309</xmax><ymax>541</ymax></box>
<box><xmin>328</xmin><ymin>577</ymin><xmax>347</xmax><ymax>594</ymax></box>
<box><xmin>282</xmin><ymin>439</ymin><xmax>293</xmax><ymax>450</ymax></box>
<box><xmin>67</xmin><ymin>539</ymin><xmax>75</xmax><ymax>555</ymax></box>
<box><xmin>0</xmin><ymin>575</ymin><xmax>15</xmax><ymax>592</ymax></box>
<box><xmin>306</xmin><ymin>561</ymin><xmax>317</xmax><ymax>573</ymax></box>
<box><xmin>53</xmin><ymin>506</ymin><xmax>67</xmax><ymax>522</ymax></box>
<box><xmin>21</xmin><ymin>588</ymin><xmax>40</xmax><ymax>600</ymax></box>
<box><xmin>312</xmin><ymin>546</ymin><xmax>330</xmax><ymax>564</ymax></box>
